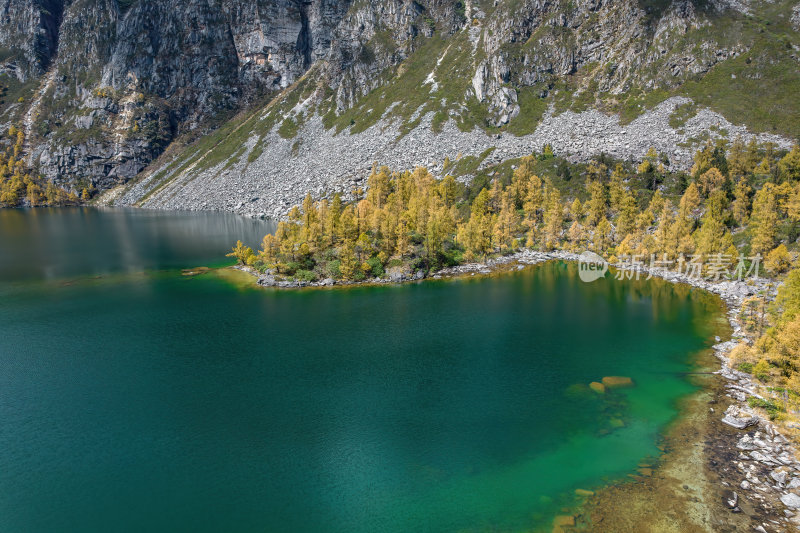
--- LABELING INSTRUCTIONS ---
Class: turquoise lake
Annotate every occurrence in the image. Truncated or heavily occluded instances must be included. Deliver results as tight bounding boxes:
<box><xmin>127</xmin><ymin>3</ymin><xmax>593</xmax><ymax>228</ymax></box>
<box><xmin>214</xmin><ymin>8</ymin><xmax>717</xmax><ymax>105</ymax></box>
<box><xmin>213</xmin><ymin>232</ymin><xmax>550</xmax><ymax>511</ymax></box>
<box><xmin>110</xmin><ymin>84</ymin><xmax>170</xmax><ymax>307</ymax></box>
<box><xmin>0</xmin><ymin>208</ymin><xmax>724</xmax><ymax>532</ymax></box>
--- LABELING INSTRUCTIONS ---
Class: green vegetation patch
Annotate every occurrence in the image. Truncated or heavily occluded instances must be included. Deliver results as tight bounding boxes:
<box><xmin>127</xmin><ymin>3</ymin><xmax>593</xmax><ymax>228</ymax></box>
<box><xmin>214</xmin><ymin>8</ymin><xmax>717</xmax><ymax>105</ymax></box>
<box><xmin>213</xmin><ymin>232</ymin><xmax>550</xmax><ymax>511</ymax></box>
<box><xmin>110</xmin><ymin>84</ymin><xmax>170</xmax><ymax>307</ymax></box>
<box><xmin>747</xmin><ymin>396</ymin><xmax>784</xmax><ymax>420</ymax></box>
<box><xmin>668</xmin><ymin>102</ymin><xmax>699</xmax><ymax>129</ymax></box>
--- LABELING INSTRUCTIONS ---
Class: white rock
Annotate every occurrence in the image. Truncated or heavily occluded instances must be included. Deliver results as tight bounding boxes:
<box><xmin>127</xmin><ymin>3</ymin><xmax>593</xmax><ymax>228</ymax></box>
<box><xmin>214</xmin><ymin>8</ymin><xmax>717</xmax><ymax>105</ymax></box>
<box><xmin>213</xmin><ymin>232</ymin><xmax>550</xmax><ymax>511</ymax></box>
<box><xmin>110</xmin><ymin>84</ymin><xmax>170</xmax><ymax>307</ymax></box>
<box><xmin>771</xmin><ymin>470</ymin><xmax>788</xmax><ymax>485</ymax></box>
<box><xmin>780</xmin><ymin>493</ymin><xmax>800</xmax><ymax>509</ymax></box>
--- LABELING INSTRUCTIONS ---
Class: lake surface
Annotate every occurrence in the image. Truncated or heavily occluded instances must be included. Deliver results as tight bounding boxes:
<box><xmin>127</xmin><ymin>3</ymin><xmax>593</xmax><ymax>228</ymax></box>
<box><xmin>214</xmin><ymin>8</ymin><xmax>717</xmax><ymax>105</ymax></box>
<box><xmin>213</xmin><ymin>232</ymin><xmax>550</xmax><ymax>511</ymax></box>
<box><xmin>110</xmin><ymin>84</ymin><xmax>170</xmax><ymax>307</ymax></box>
<box><xmin>0</xmin><ymin>208</ymin><xmax>723</xmax><ymax>532</ymax></box>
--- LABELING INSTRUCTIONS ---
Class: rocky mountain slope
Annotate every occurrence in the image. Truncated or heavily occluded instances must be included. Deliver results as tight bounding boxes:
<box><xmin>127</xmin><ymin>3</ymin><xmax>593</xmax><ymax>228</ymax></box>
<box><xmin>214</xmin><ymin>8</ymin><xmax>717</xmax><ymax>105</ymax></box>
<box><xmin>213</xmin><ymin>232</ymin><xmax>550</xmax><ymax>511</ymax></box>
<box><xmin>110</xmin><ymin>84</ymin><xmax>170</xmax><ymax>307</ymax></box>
<box><xmin>1</xmin><ymin>0</ymin><xmax>799</xmax><ymax>212</ymax></box>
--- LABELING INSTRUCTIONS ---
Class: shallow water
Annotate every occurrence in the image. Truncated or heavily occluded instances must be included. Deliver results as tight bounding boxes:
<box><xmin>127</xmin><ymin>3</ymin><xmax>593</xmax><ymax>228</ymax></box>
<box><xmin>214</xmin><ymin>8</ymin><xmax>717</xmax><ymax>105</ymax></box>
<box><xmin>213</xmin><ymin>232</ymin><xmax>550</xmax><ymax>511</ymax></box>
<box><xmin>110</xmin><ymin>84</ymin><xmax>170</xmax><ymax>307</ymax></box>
<box><xmin>0</xmin><ymin>208</ymin><xmax>723</xmax><ymax>532</ymax></box>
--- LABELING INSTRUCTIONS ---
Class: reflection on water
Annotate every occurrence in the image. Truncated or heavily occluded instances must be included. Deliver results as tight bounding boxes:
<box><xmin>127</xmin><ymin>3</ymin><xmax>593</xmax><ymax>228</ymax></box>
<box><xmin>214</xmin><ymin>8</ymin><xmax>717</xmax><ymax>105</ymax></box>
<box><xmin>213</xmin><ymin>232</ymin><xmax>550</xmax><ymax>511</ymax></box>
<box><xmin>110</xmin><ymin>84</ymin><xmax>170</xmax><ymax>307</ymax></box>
<box><xmin>0</xmin><ymin>207</ymin><xmax>275</xmax><ymax>281</ymax></box>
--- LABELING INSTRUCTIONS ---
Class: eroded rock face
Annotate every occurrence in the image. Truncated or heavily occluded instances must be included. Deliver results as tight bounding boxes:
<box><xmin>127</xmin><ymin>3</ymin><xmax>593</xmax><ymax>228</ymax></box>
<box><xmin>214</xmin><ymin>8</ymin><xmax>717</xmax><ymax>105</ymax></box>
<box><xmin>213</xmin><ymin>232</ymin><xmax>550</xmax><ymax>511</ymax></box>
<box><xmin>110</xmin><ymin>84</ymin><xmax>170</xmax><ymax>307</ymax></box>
<box><xmin>324</xmin><ymin>0</ymin><xmax>463</xmax><ymax>112</ymax></box>
<box><xmin>0</xmin><ymin>0</ymin><xmax>63</xmax><ymax>80</ymax></box>
<box><xmin>468</xmin><ymin>0</ymin><xmax>750</xmax><ymax>125</ymax></box>
<box><xmin>3</xmin><ymin>0</ymin><xmax>354</xmax><ymax>188</ymax></box>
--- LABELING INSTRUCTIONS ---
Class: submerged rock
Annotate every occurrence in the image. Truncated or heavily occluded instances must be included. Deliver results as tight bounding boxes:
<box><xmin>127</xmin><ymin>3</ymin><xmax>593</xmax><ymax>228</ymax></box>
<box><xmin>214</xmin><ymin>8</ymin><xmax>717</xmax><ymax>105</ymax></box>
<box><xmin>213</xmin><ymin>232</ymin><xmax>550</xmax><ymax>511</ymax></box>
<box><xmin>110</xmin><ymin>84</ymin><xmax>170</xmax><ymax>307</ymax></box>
<box><xmin>589</xmin><ymin>382</ymin><xmax>606</xmax><ymax>394</ymax></box>
<box><xmin>601</xmin><ymin>376</ymin><xmax>634</xmax><ymax>388</ymax></box>
<box><xmin>553</xmin><ymin>515</ymin><xmax>575</xmax><ymax>528</ymax></box>
<box><xmin>724</xmin><ymin>490</ymin><xmax>738</xmax><ymax>509</ymax></box>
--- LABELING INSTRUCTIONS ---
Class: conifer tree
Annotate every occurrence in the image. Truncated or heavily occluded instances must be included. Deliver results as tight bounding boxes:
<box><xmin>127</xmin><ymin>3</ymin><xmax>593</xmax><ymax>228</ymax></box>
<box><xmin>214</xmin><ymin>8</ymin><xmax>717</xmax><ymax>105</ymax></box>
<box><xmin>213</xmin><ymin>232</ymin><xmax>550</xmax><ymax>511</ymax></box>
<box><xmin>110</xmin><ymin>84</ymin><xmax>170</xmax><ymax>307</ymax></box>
<box><xmin>765</xmin><ymin>244</ymin><xmax>792</xmax><ymax>275</ymax></box>
<box><xmin>728</xmin><ymin>136</ymin><xmax>752</xmax><ymax>178</ymax></box>
<box><xmin>542</xmin><ymin>184</ymin><xmax>563</xmax><ymax>250</ymax></box>
<box><xmin>493</xmin><ymin>191</ymin><xmax>520</xmax><ymax>252</ymax></box>
<box><xmin>750</xmin><ymin>183</ymin><xmax>779</xmax><ymax>256</ymax></box>
<box><xmin>732</xmin><ymin>178</ymin><xmax>752</xmax><ymax>226</ymax></box>
<box><xmin>647</xmin><ymin>190</ymin><xmax>665</xmax><ymax>219</ymax></box>
<box><xmin>457</xmin><ymin>188</ymin><xmax>492</xmax><ymax>260</ymax></box>
<box><xmin>608</xmin><ymin>165</ymin><xmax>626</xmax><ymax>213</ymax></box>
<box><xmin>654</xmin><ymin>201</ymin><xmax>675</xmax><ymax>257</ymax></box>
<box><xmin>778</xmin><ymin>145</ymin><xmax>800</xmax><ymax>183</ymax></box>
<box><xmin>698</xmin><ymin>167</ymin><xmax>726</xmax><ymax>197</ymax></box>
<box><xmin>567</xmin><ymin>221</ymin><xmax>584</xmax><ymax>251</ymax></box>
<box><xmin>586</xmin><ymin>179</ymin><xmax>606</xmax><ymax>227</ymax></box>
<box><xmin>227</xmin><ymin>240</ymin><xmax>254</xmax><ymax>265</ymax></box>
<box><xmin>615</xmin><ymin>191</ymin><xmax>638</xmax><ymax>240</ymax></box>
<box><xmin>570</xmin><ymin>198</ymin><xmax>583</xmax><ymax>221</ymax></box>
<box><xmin>522</xmin><ymin>174</ymin><xmax>543</xmax><ymax>245</ymax></box>
<box><xmin>679</xmin><ymin>182</ymin><xmax>701</xmax><ymax>221</ymax></box>
<box><xmin>693</xmin><ymin>190</ymin><xmax>733</xmax><ymax>261</ymax></box>
<box><xmin>593</xmin><ymin>217</ymin><xmax>612</xmax><ymax>254</ymax></box>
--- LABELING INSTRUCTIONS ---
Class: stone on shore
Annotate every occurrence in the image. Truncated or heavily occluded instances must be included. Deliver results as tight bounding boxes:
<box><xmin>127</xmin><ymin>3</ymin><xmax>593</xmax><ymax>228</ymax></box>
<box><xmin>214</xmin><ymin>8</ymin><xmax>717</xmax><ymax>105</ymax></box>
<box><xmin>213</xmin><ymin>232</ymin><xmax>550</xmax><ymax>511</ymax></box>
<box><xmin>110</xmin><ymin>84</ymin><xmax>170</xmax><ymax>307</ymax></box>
<box><xmin>780</xmin><ymin>493</ymin><xmax>800</xmax><ymax>509</ymax></box>
<box><xmin>722</xmin><ymin>404</ymin><xmax>761</xmax><ymax>430</ymax></box>
<box><xmin>722</xmin><ymin>415</ymin><xmax>760</xmax><ymax>430</ymax></box>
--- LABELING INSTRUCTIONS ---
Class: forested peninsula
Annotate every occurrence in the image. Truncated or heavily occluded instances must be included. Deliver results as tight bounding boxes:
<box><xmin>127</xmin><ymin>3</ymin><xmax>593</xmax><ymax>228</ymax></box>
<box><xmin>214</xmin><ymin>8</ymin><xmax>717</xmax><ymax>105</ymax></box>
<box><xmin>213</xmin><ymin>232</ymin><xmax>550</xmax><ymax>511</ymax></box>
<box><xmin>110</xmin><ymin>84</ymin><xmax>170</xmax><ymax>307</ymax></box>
<box><xmin>230</xmin><ymin>139</ymin><xmax>800</xmax><ymax>282</ymax></box>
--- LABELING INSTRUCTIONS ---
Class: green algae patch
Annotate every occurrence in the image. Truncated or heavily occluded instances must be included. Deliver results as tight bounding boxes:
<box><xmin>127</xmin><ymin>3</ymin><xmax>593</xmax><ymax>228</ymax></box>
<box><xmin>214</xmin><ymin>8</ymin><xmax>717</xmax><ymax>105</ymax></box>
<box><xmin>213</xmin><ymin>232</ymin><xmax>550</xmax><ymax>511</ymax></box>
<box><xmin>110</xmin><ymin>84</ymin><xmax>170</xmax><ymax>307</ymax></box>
<box><xmin>210</xmin><ymin>266</ymin><xmax>262</xmax><ymax>290</ymax></box>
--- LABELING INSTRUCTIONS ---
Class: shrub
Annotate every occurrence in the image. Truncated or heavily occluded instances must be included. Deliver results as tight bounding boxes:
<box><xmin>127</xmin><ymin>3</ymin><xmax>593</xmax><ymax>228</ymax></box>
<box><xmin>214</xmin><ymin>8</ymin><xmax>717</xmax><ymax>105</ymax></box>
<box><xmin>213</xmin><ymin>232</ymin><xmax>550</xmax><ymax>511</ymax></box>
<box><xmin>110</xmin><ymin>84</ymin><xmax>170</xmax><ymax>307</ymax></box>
<box><xmin>295</xmin><ymin>269</ymin><xmax>317</xmax><ymax>282</ymax></box>
<box><xmin>366</xmin><ymin>256</ymin><xmax>385</xmax><ymax>278</ymax></box>
<box><xmin>747</xmin><ymin>396</ymin><xmax>784</xmax><ymax>420</ymax></box>
<box><xmin>753</xmin><ymin>358</ymin><xmax>771</xmax><ymax>382</ymax></box>
<box><xmin>326</xmin><ymin>260</ymin><xmax>341</xmax><ymax>279</ymax></box>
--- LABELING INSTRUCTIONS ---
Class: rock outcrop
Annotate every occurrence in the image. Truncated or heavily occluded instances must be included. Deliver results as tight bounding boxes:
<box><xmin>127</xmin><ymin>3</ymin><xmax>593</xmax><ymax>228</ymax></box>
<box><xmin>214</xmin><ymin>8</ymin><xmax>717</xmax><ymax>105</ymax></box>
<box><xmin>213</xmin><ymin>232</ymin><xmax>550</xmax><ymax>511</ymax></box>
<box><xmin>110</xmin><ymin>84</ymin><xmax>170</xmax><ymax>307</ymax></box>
<box><xmin>2</xmin><ymin>0</ymin><xmax>355</xmax><ymax>187</ymax></box>
<box><xmin>0</xmin><ymin>0</ymin><xmax>63</xmax><ymax>80</ymax></box>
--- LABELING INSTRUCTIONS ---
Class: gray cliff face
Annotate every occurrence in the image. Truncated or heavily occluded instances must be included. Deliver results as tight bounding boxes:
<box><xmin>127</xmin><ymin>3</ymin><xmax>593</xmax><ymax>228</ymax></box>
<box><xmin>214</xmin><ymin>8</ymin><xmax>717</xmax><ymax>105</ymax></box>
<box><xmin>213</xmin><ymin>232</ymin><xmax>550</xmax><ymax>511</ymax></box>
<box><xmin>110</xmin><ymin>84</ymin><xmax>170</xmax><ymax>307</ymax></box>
<box><xmin>1</xmin><ymin>0</ymin><xmax>353</xmax><ymax>189</ymax></box>
<box><xmin>324</xmin><ymin>0</ymin><xmax>464</xmax><ymax>111</ymax></box>
<box><xmin>466</xmin><ymin>0</ymin><xmax>748</xmax><ymax>125</ymax></box>
<box><xmin>0</xmin><ymin>0</ymin><xmax>64</xmax><ymax>80</ymax></box>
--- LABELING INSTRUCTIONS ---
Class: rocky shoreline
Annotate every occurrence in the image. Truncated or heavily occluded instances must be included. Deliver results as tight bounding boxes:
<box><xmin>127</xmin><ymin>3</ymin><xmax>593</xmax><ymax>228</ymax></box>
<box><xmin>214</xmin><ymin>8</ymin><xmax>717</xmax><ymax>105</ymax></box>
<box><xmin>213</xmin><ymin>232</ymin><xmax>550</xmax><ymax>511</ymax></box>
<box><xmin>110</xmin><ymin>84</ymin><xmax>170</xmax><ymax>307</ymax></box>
<box><xmin>238</xmin><ymin>248</ymin><xmax>800</xmax><ymax>530</ymax></box>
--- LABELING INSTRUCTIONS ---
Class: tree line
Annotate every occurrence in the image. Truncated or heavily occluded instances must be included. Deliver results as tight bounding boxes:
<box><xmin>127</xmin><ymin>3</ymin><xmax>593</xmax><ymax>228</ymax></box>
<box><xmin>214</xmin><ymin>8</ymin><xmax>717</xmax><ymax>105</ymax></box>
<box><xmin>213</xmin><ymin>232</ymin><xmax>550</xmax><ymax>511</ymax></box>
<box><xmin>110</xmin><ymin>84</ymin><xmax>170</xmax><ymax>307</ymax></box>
<box><xmin>230</xmin><ymin>139</ymin><xmax>800</xmax><ymax>281</ymax></box>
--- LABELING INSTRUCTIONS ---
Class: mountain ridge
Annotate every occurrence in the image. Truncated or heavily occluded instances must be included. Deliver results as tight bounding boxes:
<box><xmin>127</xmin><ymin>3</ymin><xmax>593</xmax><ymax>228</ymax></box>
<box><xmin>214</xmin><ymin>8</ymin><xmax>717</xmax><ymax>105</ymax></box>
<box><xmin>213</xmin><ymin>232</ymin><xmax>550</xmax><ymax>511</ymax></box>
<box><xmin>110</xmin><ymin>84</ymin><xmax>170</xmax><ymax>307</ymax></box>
<box><xmin>0</xmin><ymin>0</ymin><xmax>798</xmax><ymax>211</ymax></box>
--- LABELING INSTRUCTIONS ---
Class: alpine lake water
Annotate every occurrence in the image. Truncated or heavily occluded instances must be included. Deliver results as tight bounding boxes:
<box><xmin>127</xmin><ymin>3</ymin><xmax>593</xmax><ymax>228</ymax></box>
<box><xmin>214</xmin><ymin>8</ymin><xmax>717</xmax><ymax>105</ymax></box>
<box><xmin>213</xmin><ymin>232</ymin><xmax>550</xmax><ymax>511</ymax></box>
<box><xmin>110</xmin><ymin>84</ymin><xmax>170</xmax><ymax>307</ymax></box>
<box><xmin>0</xmin><ymin>207</ymin><xmax>727</xmax><ymax>533</ymax></box>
